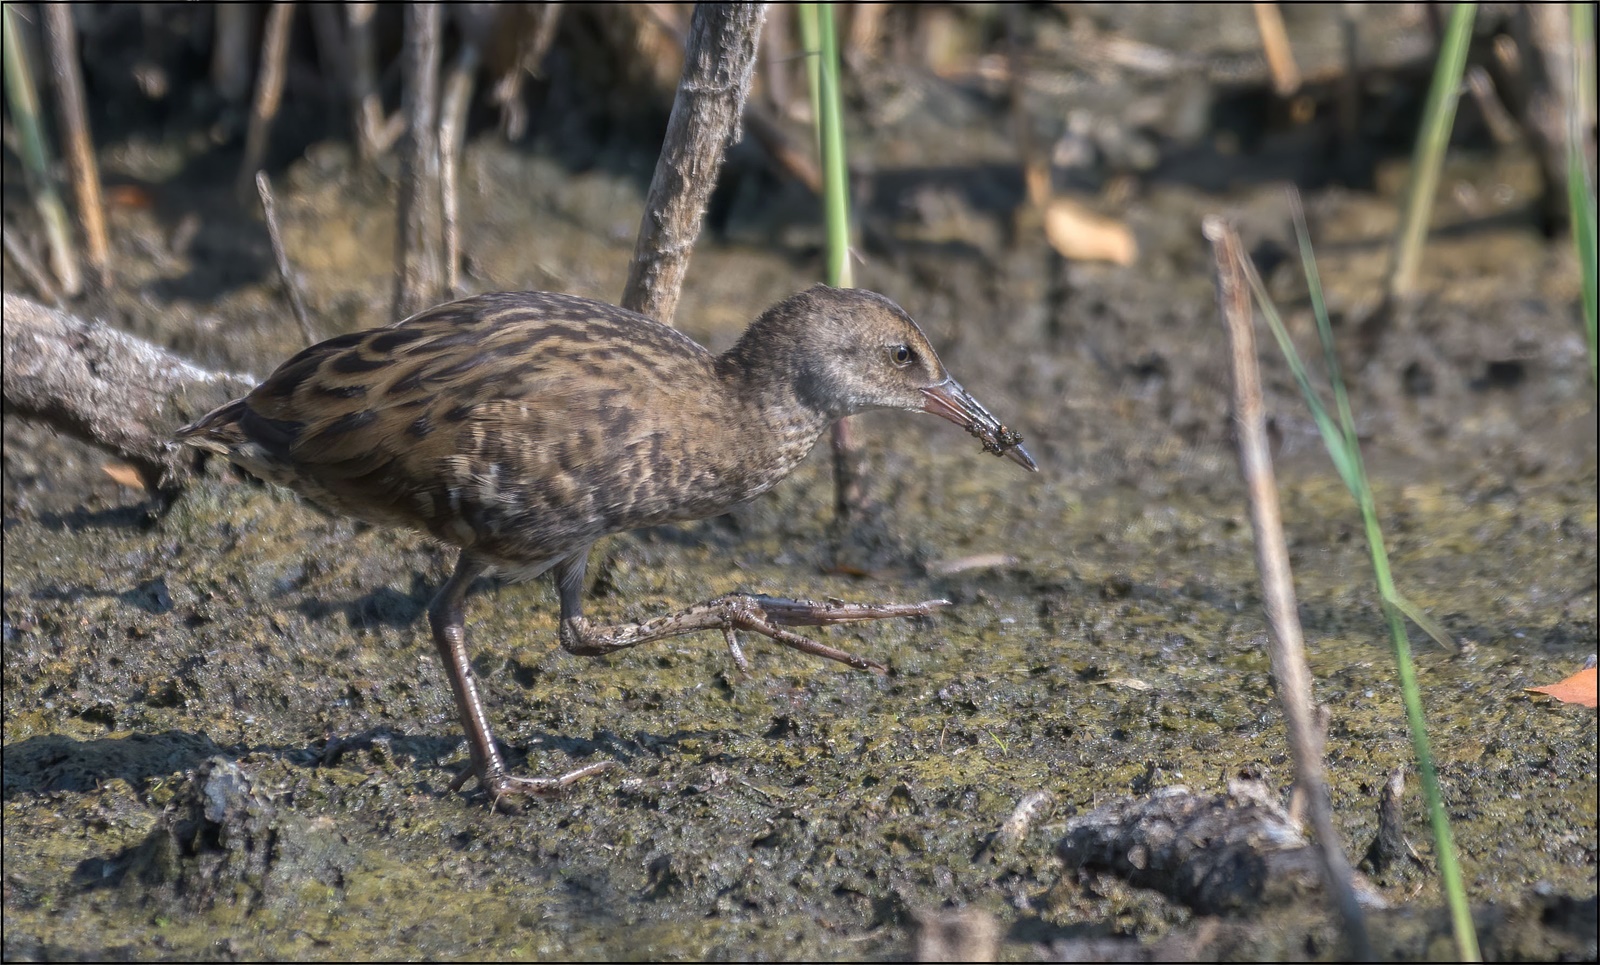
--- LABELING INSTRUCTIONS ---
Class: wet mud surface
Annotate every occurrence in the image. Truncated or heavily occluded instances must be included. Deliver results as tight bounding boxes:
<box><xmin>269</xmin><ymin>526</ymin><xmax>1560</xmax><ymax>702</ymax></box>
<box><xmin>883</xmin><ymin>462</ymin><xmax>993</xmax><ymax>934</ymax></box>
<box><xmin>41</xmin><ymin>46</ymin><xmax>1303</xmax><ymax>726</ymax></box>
<box><xmin>3</xmin><ymin>6</ymin><xmax>1596</xmax><ymax>961</ymax></box>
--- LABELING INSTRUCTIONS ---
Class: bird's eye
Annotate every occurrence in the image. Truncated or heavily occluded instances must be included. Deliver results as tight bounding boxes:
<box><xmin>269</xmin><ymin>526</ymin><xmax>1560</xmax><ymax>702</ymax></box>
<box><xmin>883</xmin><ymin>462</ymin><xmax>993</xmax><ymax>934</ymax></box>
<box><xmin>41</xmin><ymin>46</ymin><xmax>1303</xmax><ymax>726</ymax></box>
<box><xmin>889</xmin><ymin>345</ymin><xmax>914</xmax><ymax>367</ymax></box>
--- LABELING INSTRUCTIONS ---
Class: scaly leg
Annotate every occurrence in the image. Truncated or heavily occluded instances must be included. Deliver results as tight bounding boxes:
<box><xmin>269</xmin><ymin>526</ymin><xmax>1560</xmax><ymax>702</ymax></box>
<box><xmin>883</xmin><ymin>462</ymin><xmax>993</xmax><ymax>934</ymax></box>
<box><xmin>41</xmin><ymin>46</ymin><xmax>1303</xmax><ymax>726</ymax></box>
<box><xmin>429</xmin><ymin>552</ymin><xmax>614</xmax><ymax>803</ymax></box>
<box><xmin>551</xmin><ymin>551</ymin><xmax>949</xmax><ymax>673</ymax></box>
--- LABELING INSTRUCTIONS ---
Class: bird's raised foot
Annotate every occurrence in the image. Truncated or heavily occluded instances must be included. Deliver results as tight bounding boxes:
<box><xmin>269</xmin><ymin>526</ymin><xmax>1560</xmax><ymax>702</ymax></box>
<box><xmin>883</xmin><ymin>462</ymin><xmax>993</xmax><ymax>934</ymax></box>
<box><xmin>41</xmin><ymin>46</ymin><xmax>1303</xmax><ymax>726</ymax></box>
<box><xmin>449</xmin><ymin>759</ymin><xmax>617</xmax><ymax>808</ymax></box>
<box><xmin>711</xmin><ymin>594</ymin><xmax>950</xmax><ymax>674</ymax></box>
<box><xmin>561</xmin><ymin>594</ymin><xmax>950</xmax><ymax>674</ymax></box>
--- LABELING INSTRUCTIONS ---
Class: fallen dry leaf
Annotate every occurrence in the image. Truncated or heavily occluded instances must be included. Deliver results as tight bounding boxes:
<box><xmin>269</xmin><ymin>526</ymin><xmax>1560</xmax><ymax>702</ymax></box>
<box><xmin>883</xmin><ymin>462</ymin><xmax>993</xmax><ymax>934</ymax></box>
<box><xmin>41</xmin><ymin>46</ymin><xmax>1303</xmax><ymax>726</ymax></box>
<box><xmin>103</xmin><ymin>462</ymin><xmax>146</xmax><ymax>490</ymax></box>
<box><xmin>1043</xmin><ymin>196</ymin><xmax>1138</xmax><ymax>266</ymax></box>
<box><xmin>1525</xmin><ymin>667</ymin><xmax>1597</xmax><ymax>708</ymax></box>
<box><xmin>1097</xmin><ymin>677</ymin><xmax>1153</xmax><ymax>692</ymax></box>
<box><xmin>927</xmin><ymin>553</ymin><xmax>1018</xmax><ymax>576</ymax></box>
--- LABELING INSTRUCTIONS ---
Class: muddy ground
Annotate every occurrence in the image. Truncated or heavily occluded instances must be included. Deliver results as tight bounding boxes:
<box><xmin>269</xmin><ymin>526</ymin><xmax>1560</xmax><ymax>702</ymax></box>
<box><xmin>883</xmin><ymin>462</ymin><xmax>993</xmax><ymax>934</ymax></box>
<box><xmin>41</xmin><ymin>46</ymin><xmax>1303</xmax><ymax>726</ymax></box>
<box><xmin>3</xmin><ymin>5</ymin><xmax>1596</xmax><ymax>961</ymax></box>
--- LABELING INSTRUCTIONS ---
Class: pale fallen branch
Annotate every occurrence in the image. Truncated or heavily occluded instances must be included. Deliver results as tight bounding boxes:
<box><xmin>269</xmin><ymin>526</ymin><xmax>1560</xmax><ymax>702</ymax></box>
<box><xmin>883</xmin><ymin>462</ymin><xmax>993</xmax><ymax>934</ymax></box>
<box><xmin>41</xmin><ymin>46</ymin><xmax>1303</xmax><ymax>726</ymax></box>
<box><xmin>2</xmin><ymin>292</ymin><xmax>255</xmax><ymax>495</ymax></box>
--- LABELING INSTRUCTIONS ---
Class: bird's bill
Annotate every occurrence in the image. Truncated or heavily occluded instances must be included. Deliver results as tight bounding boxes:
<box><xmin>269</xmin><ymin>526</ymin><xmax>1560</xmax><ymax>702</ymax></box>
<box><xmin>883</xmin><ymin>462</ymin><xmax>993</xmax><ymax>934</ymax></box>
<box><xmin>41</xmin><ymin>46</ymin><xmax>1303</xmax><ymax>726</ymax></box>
<box><xmin>920</xmin><ymin>378</ymin><xmax>1038</xmax><ymax>472</ymax></box>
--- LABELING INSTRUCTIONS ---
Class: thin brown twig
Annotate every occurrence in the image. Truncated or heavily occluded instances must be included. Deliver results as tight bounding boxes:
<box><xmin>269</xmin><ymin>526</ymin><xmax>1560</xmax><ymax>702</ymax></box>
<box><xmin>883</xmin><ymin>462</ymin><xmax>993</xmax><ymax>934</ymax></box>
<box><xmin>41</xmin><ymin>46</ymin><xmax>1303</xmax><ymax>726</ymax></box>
<box><xmin>492</xmin><ymin>3</ymin><xmax>563</xmax><ymax>141</ymax></box>
<box><xmin>3</xmin><ymin>2</ymin><xmax>80</xmax><ymax>296</ymax></box>
<box><xmin>845</xmin><ymin>3</ymin><xmax>886</xmax><ymax>70</ymax></box>
<box><xmin>760</xmin><ymin>6</ymin><xmax>792</xmax><ymax>116</ymax></box>
<box><xmin>238</xmin><ymin>2</ymin><xmax>295</xmax><ymax>198</ymax></box>
<box><xmin>830</xmin><ymin>418</ymin><xmax>864</xmax><ymax>517</ymax></box>
<box><xmin>439</xmin><ymin>112</ymin><xmax>465</xmax><ymax>296</ymax></box>
<box><xmin>43</xmin><ymin>4</ymin><xmax>110</xmax><ymax>288</ymax></box>
<box><xmin>254</xmin><ymin>171</ymin><xmax>314</xmax><ymax>344</ymax></box>
<box><xmin>440</xmin><ymin>7</ymin><xmax>491</xmax><ymax>296</ymax></box>
<box><xmin>744</xmin><ymin>102</ymin><xmax>822</xmax><ymax>193</ymax></box>
<box><xmin>1201</xmin><ymin>214</ymin><xmax>1372</xmax><ymax>962</ymax></box>
<box><xmin>1336</xmin><ymin>3</ymin><xmax>1360</xmax><ymax>154</ymax></box>
<box><xmin>1465</xmin><ymin>64</ymin><xmax>1522</xmax><ymax>147</ymax></box>
<box><xmin>347</xmin><ymin>2</ymin><xmax>382</xmax><ymax>160</ymax></box>
<box><xmin>1252</xmin><ymin>2</ymin><xmax>1301</xmax><ymax>97</ymax></box>
<box><xmin>620</xmin><ymin>4</ymin><xmax>768</xmax><ymax>325</ymax></box>
<box><xmin>3</xmin><ymin>225</ymin><xmax>63</xmax><ymax>304</ymax></box>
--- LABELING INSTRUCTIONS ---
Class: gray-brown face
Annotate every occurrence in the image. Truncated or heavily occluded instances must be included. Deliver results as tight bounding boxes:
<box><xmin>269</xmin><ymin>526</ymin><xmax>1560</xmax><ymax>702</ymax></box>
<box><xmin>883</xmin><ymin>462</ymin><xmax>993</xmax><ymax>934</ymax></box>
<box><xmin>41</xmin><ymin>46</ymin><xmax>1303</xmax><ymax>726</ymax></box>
<box><xmin>803</xmin><ymin>287</ymin><xmax>947</xmax><ymax>414</ymax></box>
<box><xmin>789</xmin><ymin>287</ymin><xmax>1037</xmax><ymax>471</ymax></box>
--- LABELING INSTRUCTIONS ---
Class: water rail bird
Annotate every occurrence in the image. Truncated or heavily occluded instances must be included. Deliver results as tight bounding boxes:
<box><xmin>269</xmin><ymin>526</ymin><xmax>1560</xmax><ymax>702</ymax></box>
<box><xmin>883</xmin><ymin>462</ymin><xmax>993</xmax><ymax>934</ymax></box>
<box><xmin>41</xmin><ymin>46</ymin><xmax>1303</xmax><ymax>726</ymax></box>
<box><xmin>177</xmin><ymin>285</ymin><xmax>1036</xmax><ymax>801</ymax></box>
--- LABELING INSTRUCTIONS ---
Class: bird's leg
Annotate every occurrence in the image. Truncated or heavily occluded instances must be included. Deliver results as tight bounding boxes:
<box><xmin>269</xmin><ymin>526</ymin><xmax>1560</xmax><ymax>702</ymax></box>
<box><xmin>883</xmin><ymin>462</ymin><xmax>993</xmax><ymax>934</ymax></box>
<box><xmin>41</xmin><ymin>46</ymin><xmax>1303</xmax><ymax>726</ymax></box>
<box><xmin>429</xmin><ymin>553</ymin><xmax>614</xmax><ymax>803</ymax></box>
<box><xmin>552</xmin><ymin>551</ymin><xmax>949</xmax><ymax>674</ymax></box>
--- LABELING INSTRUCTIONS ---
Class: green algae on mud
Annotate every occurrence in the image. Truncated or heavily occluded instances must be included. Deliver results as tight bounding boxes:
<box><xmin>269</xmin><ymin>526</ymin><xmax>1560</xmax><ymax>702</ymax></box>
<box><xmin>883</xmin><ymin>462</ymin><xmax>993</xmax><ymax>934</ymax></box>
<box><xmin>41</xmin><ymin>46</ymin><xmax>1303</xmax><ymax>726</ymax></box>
<box><xmin>5</xmin><ymin>420</ymin><xmax>1595</xmax><ymax>959</ymax></box>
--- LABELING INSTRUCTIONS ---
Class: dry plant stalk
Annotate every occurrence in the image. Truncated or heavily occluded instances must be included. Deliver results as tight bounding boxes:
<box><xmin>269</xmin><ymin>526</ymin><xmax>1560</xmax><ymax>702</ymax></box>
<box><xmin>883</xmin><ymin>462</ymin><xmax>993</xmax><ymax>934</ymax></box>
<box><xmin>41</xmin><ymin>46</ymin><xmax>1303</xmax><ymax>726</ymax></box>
<box><xmin>1201</xmin><ymin>215</ymin><xmax>1371</xmax><ymax>961</ymax></box>
<box><xmin>490</xmin><ymin>4</ymin><xmax>563</xmax><ymax>141</ymax></box>
<box><xmin>306</xmin><ymin>3</ymin><xmax>348</xmax><ymax>106</ymax></box>
<box><xmin>1252</xmin><ymin>2</ymin><xmax>1301</xmax><ymax>96</ymax></box>
<box><xmin>3</xmin><ymin>1</ymin><xmax>80</xmax><ymax>296</ymax></box>
<box><xmin>254</xmin><ymin>171</ymin><xmax>314</xmax><ymax>343</ymax></box>
<box><xmin>440</xmin><ymin>7</ymin><xmax>495</xmax><ymax>295</ymax></box>
<box><xmin>43</xmin><ymin>4</ymin><xmax>111</xmax><ymax>288</ymax></box>
<box><xmin>238</xmin><ymin>2</ymin><xmax>295</xmax><ymax>198</ymax></box>
<box><xmin>3</xmin><ymin>227</ymin><xmax>62</xmax><ymax>304</ymax></box>
<box><xmin>346</xmin><ymin>2</ymin><xmax>402</xmax><ymax>160</ymax></box>
<box><xmin>621</xmin><ymin>3</ymin><xmax>768</xmax><ymax>326</ymax></box>
<box><xmin>393</xmin><ymin>2</ymin><xmax>445</xmax><ymax>319</ymax></box>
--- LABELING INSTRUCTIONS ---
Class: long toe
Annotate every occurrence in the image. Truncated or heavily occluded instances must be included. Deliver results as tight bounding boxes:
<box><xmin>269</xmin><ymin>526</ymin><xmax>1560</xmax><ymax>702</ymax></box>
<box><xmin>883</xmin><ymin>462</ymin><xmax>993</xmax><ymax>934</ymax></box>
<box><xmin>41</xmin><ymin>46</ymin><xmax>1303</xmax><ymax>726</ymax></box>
<box><xmin>749</xmin><ymin>595</ymin><xmax>951</xmax><ymax>627</ymax></box>
<box><xmin>472</xmin><ymin>761</ymin><xmax>618</xmax><ymax>808</ymax></box>
<box><xmin>729</xmin><ymin>604</ymin><xmax>890</xmax><ymax>674</ymax></box>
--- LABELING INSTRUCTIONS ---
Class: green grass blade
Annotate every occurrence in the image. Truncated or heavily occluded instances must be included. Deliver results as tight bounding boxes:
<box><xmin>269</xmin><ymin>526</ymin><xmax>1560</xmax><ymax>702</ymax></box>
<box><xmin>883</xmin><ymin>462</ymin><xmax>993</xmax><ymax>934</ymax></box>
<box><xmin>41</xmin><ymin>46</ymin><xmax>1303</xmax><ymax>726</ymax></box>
<box><xmin>1575</xmin><ymin>149</ymin><xmax>1597</xmax><ymax>386</ymax></box>
<box><xmin>2</xmin><ymin>1</ymin><xmax>80</xmax><ymax>295</ymax></box>
<box><xmin>1258</xmin><ymin>201</ymin><xmax>1480</xmax><ymax>960</ymax></box>
<box><xmin>1289</xmin><ymin>191</ymin><xmax>1456</xmax><ymax>653</ymax></box>
<box><xmin>815</xmin><ymin>3</ymin><xmax>852</xmax><ymax>288</ymax></box>
<box><xmin>1390</xmin><ymin>592</ymin><xmax>1457</xmax><ymax>652</ymax></box>
<box><xmin>1568</xmin><ymin>4</ymin><xmax>1597</xmax><ymax>385</ymax></box>
<box><xmin>797</xmin><ymin>5</ymin><xmax>822</xmax><ymax>156</ymax></box>
<box><xmin>798</xmin><ymin>4</ymin><xmax>852</xmax><ymax>288</ymax></box>
<box><xmin>1233</xmin><ymin>251</ymin><xmax>1362</xmax><ymax>493</ymax></box>
<box><xmin>1387</xmin><ymin>3</ymin><xmax>1476</xmax><ymax>302</ymax></box>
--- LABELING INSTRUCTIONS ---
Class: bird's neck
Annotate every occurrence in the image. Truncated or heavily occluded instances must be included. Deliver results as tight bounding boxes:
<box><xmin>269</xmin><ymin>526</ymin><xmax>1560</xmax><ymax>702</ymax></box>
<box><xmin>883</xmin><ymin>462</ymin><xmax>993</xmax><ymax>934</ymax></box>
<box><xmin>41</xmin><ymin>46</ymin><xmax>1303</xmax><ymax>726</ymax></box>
<box><xmin>715</xmin><ymin>338</ymin><xmax>836</xmax><ymax>489</ymax></box>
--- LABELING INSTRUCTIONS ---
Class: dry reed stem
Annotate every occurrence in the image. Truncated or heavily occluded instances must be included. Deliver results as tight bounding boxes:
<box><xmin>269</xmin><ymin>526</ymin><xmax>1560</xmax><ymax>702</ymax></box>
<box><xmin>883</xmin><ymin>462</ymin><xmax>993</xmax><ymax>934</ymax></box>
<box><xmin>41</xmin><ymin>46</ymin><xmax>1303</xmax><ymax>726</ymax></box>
<box><xmin>43</xmin><ymin>4</ymin><xmax>110</xmax><ymax>288</ymax></box>
<box><xmin>306</xmin><ymin>2</ymin><xmax>348</xmax><ymax>109</ymax></box>
<box><xmin>492</xmin><ymin>4</ymin><xmax>563</xmax><ymax>142</ymax></box>
<box><xmin>1252</xmin><ymin>3</ymin><xmax>1301</xmax><ymax>96</ymax></box>
<box><xmin>211</xmin><ymin>4</ymin><xmax>254</xmax><ymax>102</ymax></box>
<box><xmin>238</xmin><ymin>2</ymin><xmax>294</xmax><ymax>198</ymax></box>
<box><xmin>254</xmin><ymin>171</ymin><xmax>314</xmax><ymax>344</ymax></box>
<box><xmin>1466</xmin><ymin>64</ymin><xmax>1523</xmax><ymax>146</ymax></box>
<box><xmin>3</xmin><ymin>2</ymin><xmax>80</xmax><ymax>296</ymax></box>
<box><xmin>3</xmin><ymin>226</ymin><xmax>62</xmax><ymax>304</ymax></box>
<box><xmin>440</xmin><ymin>7</ymin><xmax>488</xmax><ymax>296</ymax></box>
<box><xmin>393</xmin><ymin>2</ymin><xmax>445</xmax><ymax>320</ymax></box>
<box><xmin>1202</xmin><ymin>215</ymin><xmax>1372</xmax><ymax>961</ymax></box>
<box><xmin>346</xmin><ymin>3</ymin><xmax>403</xmax><ymax>161</ymax></box>
<box><xmin>621</xmin><ymin>3</ymin><xmax>767</xmax><ymax>326</ymax></box>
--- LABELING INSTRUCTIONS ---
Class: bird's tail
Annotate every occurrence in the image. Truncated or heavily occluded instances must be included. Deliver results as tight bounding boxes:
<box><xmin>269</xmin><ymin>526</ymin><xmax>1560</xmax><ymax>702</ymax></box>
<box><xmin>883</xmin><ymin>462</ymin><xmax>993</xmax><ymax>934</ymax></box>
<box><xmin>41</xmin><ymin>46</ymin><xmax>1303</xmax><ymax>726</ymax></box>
<box><xmin>173</xmin><ymin>398</ymin><xmax>248</xmax><ymax>455</ymax></box>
